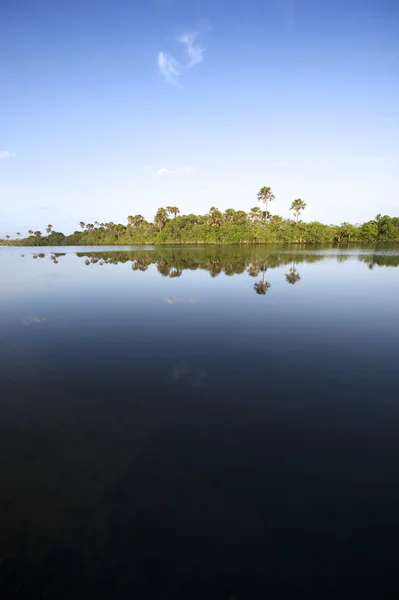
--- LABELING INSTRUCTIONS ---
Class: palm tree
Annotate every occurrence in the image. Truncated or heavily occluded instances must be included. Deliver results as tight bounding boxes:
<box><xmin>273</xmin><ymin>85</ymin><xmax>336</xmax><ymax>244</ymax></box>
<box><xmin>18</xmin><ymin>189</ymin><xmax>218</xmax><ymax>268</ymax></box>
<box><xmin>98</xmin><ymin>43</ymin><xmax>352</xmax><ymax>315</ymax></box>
<box><xmin>5</xmin><ymin>235</ymin><xmax>10</xmax><ymax>240</ymax></box>
<box><xmin>290</xmin><ymin>199</ymin><xmax>307</xmax><ymax>223</ymax></box>
<box><xmin>154</xmin><ymin>208</ymin><xmax>169</xmax><ymax>231</ymax></box>
<box><xmin>34</xmin><ymin>231</ymin><xmax>42</xmax><ymax>238</ymax></box>
<box><xmin>16</xmin><ymin>232</ymin><xmax>21</xmax><ymax>238</ymax></box>
<box><xmin>166</xmin><ymin>206</ymin><xmax>180</xmax><ymax>218</ymax></box>
<box><xmin>208</xmin><ymin>207</ymin><xmax>223</xmax><ymax>226</ymax></box>
<box><xmin>223</xmin><ymin>208</ymin><xmax>236</xmax><ymax>223</ymax></box>
<box><xmin>46</xmin><ymin>224</ymin><xmax>53</xmax><ymax>235</ymax></box>
<box><xmin>28</xmin><ymin>230</ymin><xmax>33</xmax><ymax>236</ymax></box>
<box><xmin>128</xmin><ymin>215</ymin><xmax>145</xmax><ymax>228</ymax></box>
<box><xmin>257</xmin><ymin>186</ymin><xmax>275</xmax><ymax>224</ymax></box>
<box><xmin>79</xmin><ymin>221</ymin><xmax>86</xmax><ymax>229</ymax></box>
<box><xmin>249</xmin><ymin>207</ymin><xmax>262</xmax><ymax>223</ymax></box>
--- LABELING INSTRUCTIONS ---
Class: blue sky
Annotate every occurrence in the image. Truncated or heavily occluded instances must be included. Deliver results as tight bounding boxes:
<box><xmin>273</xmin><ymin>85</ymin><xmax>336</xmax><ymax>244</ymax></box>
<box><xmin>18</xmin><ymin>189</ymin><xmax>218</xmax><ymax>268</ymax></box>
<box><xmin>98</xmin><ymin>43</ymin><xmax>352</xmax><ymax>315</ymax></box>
<box><xmin>1</xmin><ymin>0</ymin><xmax>398</xmax><ymax>235</ymax></box>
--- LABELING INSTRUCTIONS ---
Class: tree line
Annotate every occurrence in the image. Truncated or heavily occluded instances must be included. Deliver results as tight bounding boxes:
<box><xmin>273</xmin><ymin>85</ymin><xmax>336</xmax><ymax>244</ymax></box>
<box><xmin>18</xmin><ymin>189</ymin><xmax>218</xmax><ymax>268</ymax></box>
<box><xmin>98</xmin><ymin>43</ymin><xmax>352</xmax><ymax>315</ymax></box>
<box><xmin>1</xmin><ymin>186</ymin><xmax>398</xmax><ymax>246</ymax></box>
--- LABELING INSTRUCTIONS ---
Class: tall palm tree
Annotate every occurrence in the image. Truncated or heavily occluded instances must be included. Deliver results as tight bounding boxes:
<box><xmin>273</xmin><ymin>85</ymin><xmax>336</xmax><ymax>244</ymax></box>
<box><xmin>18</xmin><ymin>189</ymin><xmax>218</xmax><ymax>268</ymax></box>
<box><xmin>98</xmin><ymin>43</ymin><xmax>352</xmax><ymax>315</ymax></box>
<box><xmin>208</xmin><ymin>207</ymin><xmax>223</xmax><ymax>226</ymax></box>
<box><xmin>79</xmin><ymin>221</ymin><xmax>86</xmax><ymax>229</ymax></box>
<box><xmin>5</xmin><ymin>235</ymin><xmax>10</xmax><ymax>240</ymax></box>
<box><xmin>16</xmin><ymin>232</ymin><xmax>21</xmax><ymax>238</ymax></box>
<box><xmin>166</xmin><ymin>206</ymin><xmax>180</xmax><ymax>218</ymax></box>
<box><xmin>128</xmin><ymin>215</ymin><xmax>145</xmax><ymax>228</ymax></box>
<box><xmin>257</xmin><ymin>186</ymin><xmax>275</xmax><ymax>224</ymax></box>
<box><xmin>154</xmin><ymin>208</ymin><xmax>169</xmax><ymax>231</ymax></box>
<box><xmin>28</xmin><ymin>230</ymin><xmax>33</xmax><ymax>236</ymax></box>
<box><xmin>290</xmin><ymin>199</ymin><xmax>307</xmax><ymax>223</ymax></box>
<box><xmin>46</xmin><ymin>224</ymin><xmax>53</xmax><ymax>235</ymax></box>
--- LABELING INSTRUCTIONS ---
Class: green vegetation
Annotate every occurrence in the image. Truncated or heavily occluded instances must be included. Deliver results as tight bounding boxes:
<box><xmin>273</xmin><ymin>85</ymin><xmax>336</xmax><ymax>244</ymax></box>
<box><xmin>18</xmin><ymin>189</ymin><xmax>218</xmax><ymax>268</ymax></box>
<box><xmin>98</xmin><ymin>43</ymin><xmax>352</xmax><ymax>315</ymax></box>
<box><xmin>1</xmin><ymin>188</ymin><xmax>399</xmax><ymax>246</ymax></box>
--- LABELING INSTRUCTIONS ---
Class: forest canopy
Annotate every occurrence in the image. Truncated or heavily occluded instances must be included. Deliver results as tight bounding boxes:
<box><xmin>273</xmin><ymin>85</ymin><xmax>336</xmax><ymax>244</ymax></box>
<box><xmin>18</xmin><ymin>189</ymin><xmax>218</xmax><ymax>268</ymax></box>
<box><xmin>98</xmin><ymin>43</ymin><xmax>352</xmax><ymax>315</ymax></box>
<box><xmin>2</xmin><ymin>189</ymin><xmax>398</xmax><ymax>246</ymax></box>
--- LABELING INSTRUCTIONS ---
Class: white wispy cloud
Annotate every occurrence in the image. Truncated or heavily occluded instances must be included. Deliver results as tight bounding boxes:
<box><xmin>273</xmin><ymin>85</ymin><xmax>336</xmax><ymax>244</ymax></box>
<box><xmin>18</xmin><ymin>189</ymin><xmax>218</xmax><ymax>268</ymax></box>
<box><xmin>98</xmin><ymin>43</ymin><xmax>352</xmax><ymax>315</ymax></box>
<box><xmin>177</xmin><ymin>32</ymin><xmax>205</xmax><ymax>67</ymax></box>
<box><xmin>0</xmin><ymin>151</ymin><xmax>15</xmax><ymax>160</ymax></box>
<box><xmin>158</xmin><ymin>31</ymin><xmax>205</xmax><ymax>83</ymax></box>
<box><xmin>156</xmin><ymin>167</ymin><xmax>175</xmax><ymax>177</ymax></box>
<box><xmin>156</xmin><ymin>166</ymin><xmax>194</xmax><ymax>177</ymax></box>
<box><xmin>158</xmin><ymin>51</ymin><xmax>180</xmax><ymax>84</ymax></box>
<box><xmin>269</xmin><ymin>159</ymin><xmax>288</xmax><ymax>168</ymax></box>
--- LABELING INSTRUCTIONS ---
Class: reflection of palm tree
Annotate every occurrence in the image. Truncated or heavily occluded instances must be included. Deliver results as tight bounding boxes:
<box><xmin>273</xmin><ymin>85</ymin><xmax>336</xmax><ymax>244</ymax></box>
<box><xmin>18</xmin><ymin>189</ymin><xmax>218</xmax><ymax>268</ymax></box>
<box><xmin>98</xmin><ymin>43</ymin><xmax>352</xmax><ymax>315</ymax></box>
<box><xmin>169</xmin><ymin>268</ymin><xmax>182</xmax><ymax>278</ymax></box>
<box><xmin>285</xmin><ymin>263</ymin><xmax>301</xmax><ymax>284</ymax></box>
<box><xmin>254</xmin><ymin>264</ymin><xmax>271</xmax><ymax>295</ymax></box>
<box><xmin>131</xmin><ymin>260</ymin><xmax>148</xmax><ymax>272</ymax></box>
<box><xmin>247</xmin><ymin>263</ymin><xmax>260</xmax><ymax>277</ymax></box>
<box><xmin>254</xmin><ymin>280</ymin><xmax>271</xmax><ymax>295</ymax></box>
<box><xmin>157</xmin><ymin>260</ymin><xmax>171</xmax><ymax>276</ymax></box>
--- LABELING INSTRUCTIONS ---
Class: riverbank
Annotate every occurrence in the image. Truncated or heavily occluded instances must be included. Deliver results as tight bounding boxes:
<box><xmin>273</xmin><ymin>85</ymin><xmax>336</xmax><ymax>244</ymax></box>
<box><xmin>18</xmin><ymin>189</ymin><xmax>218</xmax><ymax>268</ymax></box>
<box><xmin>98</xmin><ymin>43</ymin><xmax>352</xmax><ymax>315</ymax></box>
<box><xmin>2</xmin><ymin>212</ymin><xmax>399</xmax><ymax>246</ymax></box>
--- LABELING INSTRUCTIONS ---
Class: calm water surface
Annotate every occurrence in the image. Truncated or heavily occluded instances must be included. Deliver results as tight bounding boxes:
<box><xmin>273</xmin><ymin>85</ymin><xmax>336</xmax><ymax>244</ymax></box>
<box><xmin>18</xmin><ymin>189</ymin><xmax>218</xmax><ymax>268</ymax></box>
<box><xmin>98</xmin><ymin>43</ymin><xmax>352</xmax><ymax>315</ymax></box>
<box><xmin>1</xmin><ymin>245</ymin><xmax>399</xmax><ymax>598</ymax></box>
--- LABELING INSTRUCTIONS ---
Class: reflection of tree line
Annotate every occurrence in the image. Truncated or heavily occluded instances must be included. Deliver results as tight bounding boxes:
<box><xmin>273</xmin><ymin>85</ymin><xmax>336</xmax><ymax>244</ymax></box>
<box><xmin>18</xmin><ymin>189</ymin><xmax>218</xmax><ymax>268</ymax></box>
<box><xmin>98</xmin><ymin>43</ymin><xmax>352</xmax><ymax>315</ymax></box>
<box><xmin>28</xmin><ymin>249</ymin><xmax>399</xmax><ymax>271</ymax></box>
<box><xmin>76</xmin><ymin>248</ymin><xmax>322</xmax><ymax>272</ymax></box>
<box><xmin>357</xmin><ymin>254</ymin><xmax>399</xmax><ymax>269</ymax></box>
<box><xmin>75</xmin><ymin>250</ymin><xmax>312</xmax><ymax>291</ymax></box>
<box><xmin>72</xmin><ymin>249</ymin><xmax>311</xmax><ymax>295</ymax></box>
<box><xmin>28</xmin><ymin>249</ymin><xmax>399</xmax><ymax>296</ymax></box>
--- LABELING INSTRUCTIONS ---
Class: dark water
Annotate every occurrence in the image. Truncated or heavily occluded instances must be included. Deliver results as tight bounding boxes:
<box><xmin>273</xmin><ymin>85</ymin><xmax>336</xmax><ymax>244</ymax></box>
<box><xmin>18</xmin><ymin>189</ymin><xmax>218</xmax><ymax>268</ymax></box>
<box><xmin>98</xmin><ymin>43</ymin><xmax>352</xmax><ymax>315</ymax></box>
<box><xmin>1</xmin><ymin>245</ymin><xmax>399</xmax><ymax>599</ymax></box>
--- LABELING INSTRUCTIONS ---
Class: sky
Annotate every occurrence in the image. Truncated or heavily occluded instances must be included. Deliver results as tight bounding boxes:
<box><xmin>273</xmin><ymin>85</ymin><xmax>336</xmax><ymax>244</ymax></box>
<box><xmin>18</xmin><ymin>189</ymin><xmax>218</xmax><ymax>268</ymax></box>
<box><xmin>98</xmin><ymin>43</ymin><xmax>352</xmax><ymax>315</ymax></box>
<box><xmin>1</xmin><ymin>0</ymin><xmax>398</xmax><ymax>235</ymax></box>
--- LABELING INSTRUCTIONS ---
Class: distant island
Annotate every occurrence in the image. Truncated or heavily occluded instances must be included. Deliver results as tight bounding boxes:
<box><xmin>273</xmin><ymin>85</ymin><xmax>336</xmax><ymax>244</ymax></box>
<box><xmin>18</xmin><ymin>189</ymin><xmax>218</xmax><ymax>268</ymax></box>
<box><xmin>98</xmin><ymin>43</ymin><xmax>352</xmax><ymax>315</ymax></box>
<box><xmin>1</xmin><ymin>187</ymin><xmax>398</xmax><ymax>246</ymax></box>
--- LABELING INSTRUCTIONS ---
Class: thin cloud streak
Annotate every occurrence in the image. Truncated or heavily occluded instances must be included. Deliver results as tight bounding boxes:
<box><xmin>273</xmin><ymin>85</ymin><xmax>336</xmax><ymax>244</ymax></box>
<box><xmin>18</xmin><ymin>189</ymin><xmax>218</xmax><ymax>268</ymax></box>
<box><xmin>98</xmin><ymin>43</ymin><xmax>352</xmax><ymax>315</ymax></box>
<box><xmin>156</xmin><ymin>166</ymin><xmax>194</xmax><ymax>177</ymax></box>
<box><xmin>0</xmin><ymin>151</ymin><xmax>15</xmax><ymax>160</ymax></box>
<box><xmin>156</xmin><ymin>168</ymin><xmax>175</xmax><ymax>177</ymax></box>
<box><xmin>158</xmin><ymin>52</ymin><xmax>180</xmax><ymax>84</ymax></box>
<box><xmin>177</xmin><ymin>33</ymin><xmax>205</xmax><ymax>67</ymax></box>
